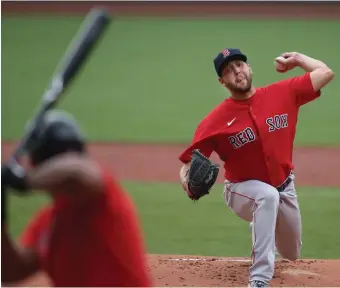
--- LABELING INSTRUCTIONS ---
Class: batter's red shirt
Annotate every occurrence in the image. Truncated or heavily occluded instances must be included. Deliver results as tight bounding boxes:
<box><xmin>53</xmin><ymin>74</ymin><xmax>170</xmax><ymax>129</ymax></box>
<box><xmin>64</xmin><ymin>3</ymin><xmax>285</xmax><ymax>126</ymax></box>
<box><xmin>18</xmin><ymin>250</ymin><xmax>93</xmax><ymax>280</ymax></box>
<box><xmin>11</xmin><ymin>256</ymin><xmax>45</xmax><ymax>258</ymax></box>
<box><xmin>20</xmin><ymin>167</ymin><xmax>152</xmax><ymax>287</ymax></box>
<box><xmin>179</xmin><ymin>72</ymin><xmax>320</xmax><ymax>187</ymax></box>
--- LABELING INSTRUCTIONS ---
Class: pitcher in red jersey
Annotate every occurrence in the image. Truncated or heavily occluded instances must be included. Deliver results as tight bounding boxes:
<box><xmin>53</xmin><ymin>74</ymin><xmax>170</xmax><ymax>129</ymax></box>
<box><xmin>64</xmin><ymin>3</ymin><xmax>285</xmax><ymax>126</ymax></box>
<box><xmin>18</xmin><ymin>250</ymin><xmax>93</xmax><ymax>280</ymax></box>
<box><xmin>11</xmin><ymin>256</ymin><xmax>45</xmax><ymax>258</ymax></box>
<box><xmin>179</xmin><ymin>49</ymin><xmax>334</xmax><ymax>287</ymax></box>
<box><xmin>1</xmin><ymin>110</ymin><xmax>152</xmax><ymax>287</ymax></box>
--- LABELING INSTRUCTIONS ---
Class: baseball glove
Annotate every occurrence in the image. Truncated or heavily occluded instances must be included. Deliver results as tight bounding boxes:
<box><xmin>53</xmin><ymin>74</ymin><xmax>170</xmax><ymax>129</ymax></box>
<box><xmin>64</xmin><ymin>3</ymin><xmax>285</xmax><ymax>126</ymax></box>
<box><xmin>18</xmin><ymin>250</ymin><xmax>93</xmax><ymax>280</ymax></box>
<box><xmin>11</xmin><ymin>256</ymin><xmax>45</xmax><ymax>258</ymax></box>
<box><xmin>186</xmin><ymin>149</ymin><xmax>220</xmax><ymax>201</ymax></box>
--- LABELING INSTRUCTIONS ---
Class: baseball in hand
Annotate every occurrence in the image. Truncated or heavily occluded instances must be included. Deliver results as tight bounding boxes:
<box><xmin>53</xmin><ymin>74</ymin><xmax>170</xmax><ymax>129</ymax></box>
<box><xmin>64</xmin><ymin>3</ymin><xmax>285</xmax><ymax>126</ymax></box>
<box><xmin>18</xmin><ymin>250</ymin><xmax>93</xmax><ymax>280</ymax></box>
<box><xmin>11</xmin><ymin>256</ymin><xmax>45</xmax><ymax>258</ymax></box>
<box><xmin>274</xmin><ymin>56</ymin><xmax>288</xmax><ymax>73</ymax></box>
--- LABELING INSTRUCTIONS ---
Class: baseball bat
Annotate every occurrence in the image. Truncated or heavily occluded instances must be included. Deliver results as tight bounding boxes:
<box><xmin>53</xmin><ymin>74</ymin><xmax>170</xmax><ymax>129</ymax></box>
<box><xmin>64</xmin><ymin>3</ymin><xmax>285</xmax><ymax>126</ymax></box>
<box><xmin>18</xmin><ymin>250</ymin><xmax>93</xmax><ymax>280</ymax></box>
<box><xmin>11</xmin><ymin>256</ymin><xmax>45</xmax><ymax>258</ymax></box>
<box><xmin>8</xmin><ymin>7</ymin><xmax>111</xmax><ymax>164</ymax></box>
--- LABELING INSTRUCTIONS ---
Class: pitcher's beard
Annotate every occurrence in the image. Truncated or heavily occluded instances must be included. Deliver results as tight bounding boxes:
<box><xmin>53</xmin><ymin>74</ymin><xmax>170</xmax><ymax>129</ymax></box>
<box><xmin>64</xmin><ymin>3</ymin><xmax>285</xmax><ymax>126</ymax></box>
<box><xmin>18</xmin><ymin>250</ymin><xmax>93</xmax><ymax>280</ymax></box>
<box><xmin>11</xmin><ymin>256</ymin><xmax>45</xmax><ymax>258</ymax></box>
<box><xmin>229</xmin><ymin>81</ymin><xmax>252</xmax><ymax>93</ymax></box>
<box><xmin>230</xmin><ymin>85</ymin><xmax>252</xmax><ymax>93</ymax></box>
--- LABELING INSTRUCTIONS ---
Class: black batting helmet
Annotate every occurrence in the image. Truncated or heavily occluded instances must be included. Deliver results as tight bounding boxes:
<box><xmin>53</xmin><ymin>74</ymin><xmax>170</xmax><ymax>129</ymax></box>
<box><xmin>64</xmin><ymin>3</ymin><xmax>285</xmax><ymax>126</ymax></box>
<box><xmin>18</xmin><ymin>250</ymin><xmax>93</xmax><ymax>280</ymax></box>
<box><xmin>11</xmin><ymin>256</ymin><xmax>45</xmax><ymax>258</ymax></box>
<box><xmin>28</xmin><ymin>110</ymin><xmax>86</xmax><ymax>166</ymax></box>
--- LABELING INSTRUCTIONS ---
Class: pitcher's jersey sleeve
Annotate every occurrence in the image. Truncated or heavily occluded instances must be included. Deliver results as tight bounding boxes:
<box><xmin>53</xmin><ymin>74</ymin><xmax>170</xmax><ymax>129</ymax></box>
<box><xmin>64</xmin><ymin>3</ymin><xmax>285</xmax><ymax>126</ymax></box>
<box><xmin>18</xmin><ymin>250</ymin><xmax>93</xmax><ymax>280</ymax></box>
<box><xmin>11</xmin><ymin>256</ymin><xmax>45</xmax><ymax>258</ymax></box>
<box><xmin>289</xmin><ymin>72</ymin><xmax>321</xmax><ymax>107</ymax></box>
<box><xmin>179</xmin><ymin>138</ymin><xmax>215</xmax><ymax>163</ymax></box>
<box><xmin>179</xmin><ymin>119</ymin><xmax>217</xmax><ymax>163</ymax></box>
<box><xmin>179</xmin><ymin>101</ymin><xmax>230</xmax><ymax>163</ymax></box>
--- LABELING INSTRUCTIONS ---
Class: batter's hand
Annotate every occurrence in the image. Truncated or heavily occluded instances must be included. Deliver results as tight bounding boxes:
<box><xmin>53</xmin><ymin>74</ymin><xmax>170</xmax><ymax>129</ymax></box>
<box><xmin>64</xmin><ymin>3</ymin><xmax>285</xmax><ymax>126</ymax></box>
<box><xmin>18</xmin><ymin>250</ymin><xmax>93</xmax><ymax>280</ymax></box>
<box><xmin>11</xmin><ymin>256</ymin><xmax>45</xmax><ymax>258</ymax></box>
<box><xmin>1</xmin><ymin>162</ymin><xmax>30</xmax><ymax>193</ymax></box>
<box><xmin>275</xmin><ymin>52</ymin><xmax>299</xmax><ymax>73</ymax></box>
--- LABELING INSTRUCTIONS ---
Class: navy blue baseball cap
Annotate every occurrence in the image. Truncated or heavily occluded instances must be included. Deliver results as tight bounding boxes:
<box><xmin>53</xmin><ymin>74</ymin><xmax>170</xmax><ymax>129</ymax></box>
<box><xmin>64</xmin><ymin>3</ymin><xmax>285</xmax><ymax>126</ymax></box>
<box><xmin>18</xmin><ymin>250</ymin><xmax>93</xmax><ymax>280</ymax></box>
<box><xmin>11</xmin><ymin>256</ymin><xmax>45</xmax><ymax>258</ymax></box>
<box><xmin>214</xmin><ymin>48</ymin><xmax>247</xmax><ymax>77</ymax></box>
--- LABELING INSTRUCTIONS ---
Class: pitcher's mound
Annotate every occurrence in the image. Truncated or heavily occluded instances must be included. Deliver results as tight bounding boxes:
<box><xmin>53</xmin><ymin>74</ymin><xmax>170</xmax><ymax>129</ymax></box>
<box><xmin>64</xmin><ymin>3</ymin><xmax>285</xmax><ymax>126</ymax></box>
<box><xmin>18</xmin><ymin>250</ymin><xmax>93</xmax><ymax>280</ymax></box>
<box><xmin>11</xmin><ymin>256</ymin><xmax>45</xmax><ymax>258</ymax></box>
<box><xmin>9</xmin><ymin>254</ymin><xmax>340</xmax><ymax>287</ymax></box>
<box><xmin>149</xmin><ymin>254</ymin><xmax>340</xmax><ymax>286</ymax></box>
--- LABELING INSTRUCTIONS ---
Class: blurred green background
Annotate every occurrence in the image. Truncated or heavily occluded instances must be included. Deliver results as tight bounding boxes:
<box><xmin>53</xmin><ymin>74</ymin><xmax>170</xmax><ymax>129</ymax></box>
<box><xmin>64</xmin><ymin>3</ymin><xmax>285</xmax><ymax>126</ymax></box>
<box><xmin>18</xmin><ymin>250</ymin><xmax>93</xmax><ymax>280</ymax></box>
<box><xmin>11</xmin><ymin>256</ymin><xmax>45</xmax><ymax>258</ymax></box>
<box><xmin>2</xmin><ymin>16</ymin><xmax>340</xmax><ymax>144</ymax></box>
<box><xmin>2</xmin><ymin>16</ymin><xmax>340</xmax><ymax>259</ymax></box>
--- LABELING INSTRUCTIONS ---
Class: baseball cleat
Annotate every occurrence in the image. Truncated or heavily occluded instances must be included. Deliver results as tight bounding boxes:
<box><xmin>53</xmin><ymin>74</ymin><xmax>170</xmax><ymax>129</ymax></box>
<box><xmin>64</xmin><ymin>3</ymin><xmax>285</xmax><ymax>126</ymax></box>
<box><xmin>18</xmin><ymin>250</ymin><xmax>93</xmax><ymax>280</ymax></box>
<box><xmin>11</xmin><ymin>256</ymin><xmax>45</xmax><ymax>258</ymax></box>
<box><xmin>248</xmin><ymin>280</ymin><xmax>268</xmax><ymax>287</ymax></box>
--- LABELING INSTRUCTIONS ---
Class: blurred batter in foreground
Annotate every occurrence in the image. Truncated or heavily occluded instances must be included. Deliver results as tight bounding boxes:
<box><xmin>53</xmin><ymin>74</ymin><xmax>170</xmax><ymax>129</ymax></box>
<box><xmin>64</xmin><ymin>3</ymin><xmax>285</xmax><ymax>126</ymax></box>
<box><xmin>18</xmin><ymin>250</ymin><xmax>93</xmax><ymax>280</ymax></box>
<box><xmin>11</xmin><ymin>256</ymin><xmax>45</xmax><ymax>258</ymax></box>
<box><xmin>1</xmin><ymin>110</ymin><xmax>152</xmax><ymax>287</ymax></box>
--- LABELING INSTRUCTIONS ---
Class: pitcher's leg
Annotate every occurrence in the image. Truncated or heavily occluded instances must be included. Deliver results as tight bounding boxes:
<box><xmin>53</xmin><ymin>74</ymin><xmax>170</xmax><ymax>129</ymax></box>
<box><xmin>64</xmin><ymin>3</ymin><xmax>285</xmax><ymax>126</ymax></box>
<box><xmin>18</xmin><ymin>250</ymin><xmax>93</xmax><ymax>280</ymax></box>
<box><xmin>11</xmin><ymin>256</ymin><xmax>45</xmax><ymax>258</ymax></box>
<box><xmin>250</xmin><ymin>222</ymin><xmax>279</xmax><ymax>260</ymax></box>
<box><xmin>225</xmin><ymin>181</ymin><xmax>280</xmax><ymax>284</ymax></box>
<box><xmin>276</xmin><ymin>186</ymin><xmax>302</xmax><ymax>261</ymax></box>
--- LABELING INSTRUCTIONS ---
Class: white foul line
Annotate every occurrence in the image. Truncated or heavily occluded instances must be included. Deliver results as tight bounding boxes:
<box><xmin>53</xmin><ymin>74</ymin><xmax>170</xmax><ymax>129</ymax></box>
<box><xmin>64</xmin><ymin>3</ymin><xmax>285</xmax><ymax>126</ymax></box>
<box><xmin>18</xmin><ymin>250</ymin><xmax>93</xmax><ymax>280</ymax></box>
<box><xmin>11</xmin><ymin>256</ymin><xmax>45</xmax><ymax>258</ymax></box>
<box><xmin>167</xmin><ymin>258</ymin><xmax>252</xmax><ymax>263</ymax></box>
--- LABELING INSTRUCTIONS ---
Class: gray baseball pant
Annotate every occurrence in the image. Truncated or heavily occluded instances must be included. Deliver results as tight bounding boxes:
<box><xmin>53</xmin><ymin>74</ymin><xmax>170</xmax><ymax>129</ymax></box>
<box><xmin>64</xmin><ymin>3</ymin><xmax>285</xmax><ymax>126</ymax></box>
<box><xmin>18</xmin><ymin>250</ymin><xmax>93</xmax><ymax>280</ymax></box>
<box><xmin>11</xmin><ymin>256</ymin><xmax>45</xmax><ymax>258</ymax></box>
<box><xmin>223</xmin><ymin>173</ymin><xmax>302</xmax><ymax>283</ymax></box>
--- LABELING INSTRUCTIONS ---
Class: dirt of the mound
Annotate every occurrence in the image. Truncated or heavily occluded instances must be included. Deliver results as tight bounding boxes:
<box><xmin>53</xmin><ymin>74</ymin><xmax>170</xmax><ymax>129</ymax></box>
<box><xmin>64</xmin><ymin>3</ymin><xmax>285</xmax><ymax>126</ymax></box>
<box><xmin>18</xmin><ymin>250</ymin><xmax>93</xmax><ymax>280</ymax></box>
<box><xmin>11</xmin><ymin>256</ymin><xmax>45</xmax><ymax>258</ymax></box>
<box><xmin>10</xmin><ymin>255</ymin><xmax>340</xmax><ymax>287</ymax></box>
<box><xmin>149</xmin><ymin>255</ymin><xmax>340</xmax><ymax>287</ymax></box>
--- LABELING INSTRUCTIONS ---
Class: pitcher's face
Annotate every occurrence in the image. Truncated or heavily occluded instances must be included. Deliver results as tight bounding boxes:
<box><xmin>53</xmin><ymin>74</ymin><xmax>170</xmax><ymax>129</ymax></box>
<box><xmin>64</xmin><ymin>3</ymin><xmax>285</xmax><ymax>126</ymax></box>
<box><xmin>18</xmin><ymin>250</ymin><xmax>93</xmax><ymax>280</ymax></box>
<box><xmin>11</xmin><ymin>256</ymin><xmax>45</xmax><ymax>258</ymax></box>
<box><xmin>219</xmin><ymin>60</ymin><xmax>253</xmax><ymax>93</ymax></box>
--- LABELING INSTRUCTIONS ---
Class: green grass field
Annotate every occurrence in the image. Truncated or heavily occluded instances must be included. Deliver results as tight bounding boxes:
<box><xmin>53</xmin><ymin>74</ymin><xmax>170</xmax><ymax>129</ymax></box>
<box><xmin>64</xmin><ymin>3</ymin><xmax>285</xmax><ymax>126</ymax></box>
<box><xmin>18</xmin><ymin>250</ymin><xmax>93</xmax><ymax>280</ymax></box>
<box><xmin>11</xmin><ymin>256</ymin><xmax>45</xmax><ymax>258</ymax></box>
<box><xmin>8</xmin><ymin>183</ymin><xmax>340</xmax><ymax>259</ymax></box>
<box><xmin>2</xmin><ymin>16</ymin><xmax>340</xmax><ymax>145</ymax></box>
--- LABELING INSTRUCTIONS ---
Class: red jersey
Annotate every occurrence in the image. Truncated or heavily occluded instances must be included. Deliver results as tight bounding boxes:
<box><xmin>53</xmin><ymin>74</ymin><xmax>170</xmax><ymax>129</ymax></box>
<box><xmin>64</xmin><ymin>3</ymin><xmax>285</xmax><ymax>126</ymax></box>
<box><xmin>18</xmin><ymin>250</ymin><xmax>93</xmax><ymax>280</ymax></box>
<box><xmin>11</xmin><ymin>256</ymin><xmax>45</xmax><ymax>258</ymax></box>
<box><xmin>20</xmin><ymin>167</ymin><xmax>152</xmax><ymax>287</ymax></box>
<box><xmin>179</xmin><ymin>72</ymin><xmax>320</xmax><ymax>187</ymax></box>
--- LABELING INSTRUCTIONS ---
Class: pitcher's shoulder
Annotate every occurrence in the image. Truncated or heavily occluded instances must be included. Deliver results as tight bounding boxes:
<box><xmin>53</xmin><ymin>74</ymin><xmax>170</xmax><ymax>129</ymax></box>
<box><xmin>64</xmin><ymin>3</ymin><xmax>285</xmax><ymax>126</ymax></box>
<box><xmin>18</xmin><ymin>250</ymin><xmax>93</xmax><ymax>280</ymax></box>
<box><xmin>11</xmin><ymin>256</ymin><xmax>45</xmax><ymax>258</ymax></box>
<box><xmin>263</xmin><ymin>77</ymin><xmax>296</xmax><ymax>90</ymax></box>
<box><xmin>197</xmin><ymin>99</ymin><xmax>231</xmax><ymax>126</ymax></box>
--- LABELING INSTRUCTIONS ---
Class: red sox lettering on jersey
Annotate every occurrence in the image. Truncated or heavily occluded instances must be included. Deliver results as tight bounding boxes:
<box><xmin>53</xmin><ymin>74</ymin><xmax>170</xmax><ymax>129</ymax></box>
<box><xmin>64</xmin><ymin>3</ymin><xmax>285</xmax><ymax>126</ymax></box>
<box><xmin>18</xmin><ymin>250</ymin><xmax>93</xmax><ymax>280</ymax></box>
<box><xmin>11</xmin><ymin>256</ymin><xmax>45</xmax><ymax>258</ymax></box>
<box><xmin>229</xmin><ymin>113</ymin><xmax>289</xmax><ymax>149</ymax></box>
<box><xmin>266</xmin><ymin>114</ymin><xmax>289</xmax><ymax>132</ymax></box>
<box><xmin>179</xmin><ymin>72</ymin><xmax>320</xmax><ymax>187</ymax></box>
<box><xmin>228</xmin><ymin>127</ymin><xmax>256</xmax><ymax>149</ymax></box>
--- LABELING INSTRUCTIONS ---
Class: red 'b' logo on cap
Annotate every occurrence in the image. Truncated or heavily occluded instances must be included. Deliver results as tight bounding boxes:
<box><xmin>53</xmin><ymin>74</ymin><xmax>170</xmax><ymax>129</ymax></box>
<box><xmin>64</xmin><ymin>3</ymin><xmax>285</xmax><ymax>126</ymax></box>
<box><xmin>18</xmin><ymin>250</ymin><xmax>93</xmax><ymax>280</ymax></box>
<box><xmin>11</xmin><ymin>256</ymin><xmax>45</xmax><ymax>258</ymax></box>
<box><xmin>222</xmin><ymin>49</ymin><xmax>230</xmax><ymax>58</ymax></box>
